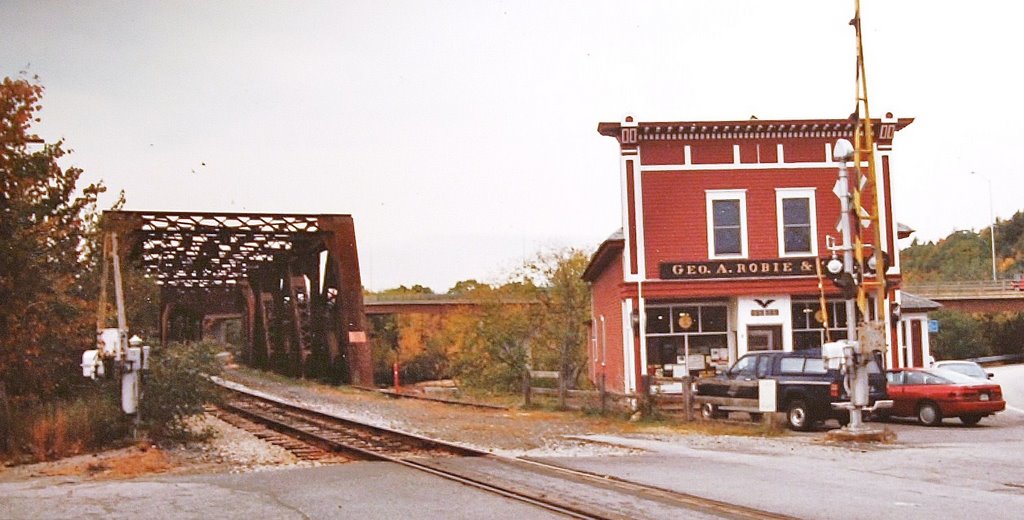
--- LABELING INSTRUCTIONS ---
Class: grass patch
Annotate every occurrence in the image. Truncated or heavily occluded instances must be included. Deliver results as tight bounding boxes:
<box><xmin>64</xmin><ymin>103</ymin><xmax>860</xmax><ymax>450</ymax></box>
<box><xmin>2</xmin><ymin>391</ymin><xmax>132</xmax><ymax>464</ymax></box>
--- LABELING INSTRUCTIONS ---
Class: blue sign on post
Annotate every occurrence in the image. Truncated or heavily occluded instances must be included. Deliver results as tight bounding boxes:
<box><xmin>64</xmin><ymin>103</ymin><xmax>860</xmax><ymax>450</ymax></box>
<box><xmin>928</xmin><ymin>319</ymin><xmax>939</xmax><ymax>333</ymax></box>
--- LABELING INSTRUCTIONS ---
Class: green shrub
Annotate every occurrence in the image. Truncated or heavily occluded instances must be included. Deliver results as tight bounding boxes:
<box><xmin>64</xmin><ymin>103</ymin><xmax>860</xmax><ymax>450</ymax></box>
<box><xmin>141</xmin><ymin>340</ymin><xmax>224</xmax><ymax>441</ymax></box>
<box><xmin>399</xmin><ymin>346</ymin><xmax>450</xmax><ymax>385</ymax></box>
<box><xmin>931</xmin><ymin>309</ymin><xmax>990</xmax><ymax>360</ymax></box>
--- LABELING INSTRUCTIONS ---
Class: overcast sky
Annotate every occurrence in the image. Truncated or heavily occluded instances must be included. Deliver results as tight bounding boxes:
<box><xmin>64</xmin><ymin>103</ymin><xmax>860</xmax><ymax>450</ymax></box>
<box><xmin>3</xmin><ymin>1</ymin><xmax>1022</xmax><ymax>292</ymax></box>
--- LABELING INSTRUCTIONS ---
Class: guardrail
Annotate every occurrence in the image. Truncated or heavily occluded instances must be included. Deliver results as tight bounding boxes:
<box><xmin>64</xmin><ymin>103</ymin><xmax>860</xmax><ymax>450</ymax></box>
<box><xmin>903</xmin><ymin>280</ymin><xmax>1024</xmax><ymax>298</ymax></box>
<box><xmin>969</xmin><ymin>353</ymin><xmax>1024</xmax><ymax>366</ymax></box>
<box><xmin>364</xmin><ymin>293</ymin><xmax>475</xmax><ymax>303</ymax></box>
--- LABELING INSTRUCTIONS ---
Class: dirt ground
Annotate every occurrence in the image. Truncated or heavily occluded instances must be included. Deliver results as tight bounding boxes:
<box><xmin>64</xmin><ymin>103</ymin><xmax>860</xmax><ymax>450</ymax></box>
<box><xmin>0</xmin><ymin>367</ymin><xmax>775</xmax><ymax>482</ymax></box>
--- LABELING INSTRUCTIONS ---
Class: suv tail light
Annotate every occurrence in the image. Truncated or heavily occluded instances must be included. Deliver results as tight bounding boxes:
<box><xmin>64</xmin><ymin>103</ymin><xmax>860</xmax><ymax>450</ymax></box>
<box><xmin>830</xmin><ymin>382</ymin><xmax>840</xmax><ymax>398</ymax></box>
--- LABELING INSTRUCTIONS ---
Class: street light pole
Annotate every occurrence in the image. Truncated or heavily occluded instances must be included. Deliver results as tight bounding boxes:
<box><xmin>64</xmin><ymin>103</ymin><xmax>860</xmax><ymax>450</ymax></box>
<box><xmin>971</xmin><ymin>171</ymin><xmax>997</xmax><ymax>282</ymax></box>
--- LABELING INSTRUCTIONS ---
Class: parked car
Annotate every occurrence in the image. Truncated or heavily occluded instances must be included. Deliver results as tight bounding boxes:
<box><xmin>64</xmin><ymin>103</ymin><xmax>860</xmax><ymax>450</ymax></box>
<box><xmin>694</xmin><ymin>349</ymin><xmax>888</xmax><ymax>431</ymax></box>
<box><xmin>932</xmin><ymin>360</ymin><xmax>993</xmax><ymax>380</ymax></box>
<box><xmin>882</xmin><ymin>367</ymin><xmax>1005</xmax><ymax>426</ymax></box>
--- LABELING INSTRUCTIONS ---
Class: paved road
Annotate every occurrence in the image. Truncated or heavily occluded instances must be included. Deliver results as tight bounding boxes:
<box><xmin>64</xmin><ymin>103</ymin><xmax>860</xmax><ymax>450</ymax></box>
<box><xmin>3</xmin><ymin>364</ymin><xmax>1022</xmax><ymax>519</ymax></box>
<box><xmin>557</xmin><ymin>363</ymin><xmax>1024</xmax><ymax>518</ymax></box>
<box><xmin>0</xmin><ymin>462</ymin><xmax>566</xmax><ymax>520</ymax></box>
<box><xmin>991</xmin><ymin>363</ymin><xmax>1024</xmax><ymax>414</ymax></box>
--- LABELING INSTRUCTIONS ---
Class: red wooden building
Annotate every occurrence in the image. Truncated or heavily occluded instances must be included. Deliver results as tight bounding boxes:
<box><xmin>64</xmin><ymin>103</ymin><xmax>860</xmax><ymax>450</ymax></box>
<box><xmin>584</xmin><ymin>115</ymin><xmax>919</xmax><ymax>396</ymax></box>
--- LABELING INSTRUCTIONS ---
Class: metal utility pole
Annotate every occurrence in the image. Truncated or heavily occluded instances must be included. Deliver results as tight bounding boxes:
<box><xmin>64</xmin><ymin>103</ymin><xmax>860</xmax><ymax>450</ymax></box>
<box><xmin>834</xmin><ymin>140</ymin><xmax>858</xmax><ymax>342</ymax></box>
<box><xmin>833</xmin><ymin>139</ymin><xmax>871</xmax><ymax>432</ymax></box>
<box><xmin>820</xmin><ymin>1</ymin><xmax>894</xmax><ymax>439</ymax></box>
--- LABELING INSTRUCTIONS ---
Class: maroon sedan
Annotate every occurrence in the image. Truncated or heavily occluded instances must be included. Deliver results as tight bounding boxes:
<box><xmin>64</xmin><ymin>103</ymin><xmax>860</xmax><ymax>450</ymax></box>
<box><xmin>883</xmin><ymin>368</ymin><xmax>1005</xmax><ymax>426</ymax></box>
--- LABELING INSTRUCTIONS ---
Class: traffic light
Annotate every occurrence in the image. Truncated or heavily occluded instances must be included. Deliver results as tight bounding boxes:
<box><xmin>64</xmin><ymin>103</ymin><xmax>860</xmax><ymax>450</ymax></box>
<box><xmin>825</xmin><ymin>255</ymin><xmax>858</xmax><ymax>299</ymax></box>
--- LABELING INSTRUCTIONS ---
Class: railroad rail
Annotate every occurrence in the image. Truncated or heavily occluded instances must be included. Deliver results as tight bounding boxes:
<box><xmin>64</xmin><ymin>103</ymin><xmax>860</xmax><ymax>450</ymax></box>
<box><xmin>213</xmin><ymin>380</ymin><xmax>794</xmax><ymax>520</ymax></box>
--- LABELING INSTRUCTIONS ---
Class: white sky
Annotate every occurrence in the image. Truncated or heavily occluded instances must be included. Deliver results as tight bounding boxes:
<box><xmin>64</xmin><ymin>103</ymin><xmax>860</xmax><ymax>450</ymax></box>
<box><xmin>3</xmin><ymin>1</ymin><xmax>1022</xmax><ymax>292</ymax></box>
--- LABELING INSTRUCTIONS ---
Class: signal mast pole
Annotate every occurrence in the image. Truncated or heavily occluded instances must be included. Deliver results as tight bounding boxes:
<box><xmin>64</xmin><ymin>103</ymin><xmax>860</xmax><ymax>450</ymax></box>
<box><xmin>823</xmin><ymin>0</ymin><xmax>894</xmax><ymax>437</ymax></box>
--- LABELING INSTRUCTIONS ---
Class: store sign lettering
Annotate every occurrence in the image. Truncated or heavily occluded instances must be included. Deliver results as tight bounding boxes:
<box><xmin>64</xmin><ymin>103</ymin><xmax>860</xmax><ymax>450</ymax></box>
<box><xmin>660</xmin><ymin>258</ymin><xmax>818</xmax><ymax>280</ymax></box>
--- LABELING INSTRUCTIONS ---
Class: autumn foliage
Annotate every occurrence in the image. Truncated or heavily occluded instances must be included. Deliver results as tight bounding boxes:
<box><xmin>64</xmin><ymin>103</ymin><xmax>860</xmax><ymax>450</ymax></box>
<box><xmin>0</xmin><ymin>77</ymin><xmax>105</xmax><ymax>401</ymax></box>
<box><xmin>368</xmin><ymin>249</ymin><xmax>593</xmax><ymax>401</ymax></box>
<box><xmin>0</xmin><ymin>77</ymin><xmax>141</xmax><ymax>460</ymax></box>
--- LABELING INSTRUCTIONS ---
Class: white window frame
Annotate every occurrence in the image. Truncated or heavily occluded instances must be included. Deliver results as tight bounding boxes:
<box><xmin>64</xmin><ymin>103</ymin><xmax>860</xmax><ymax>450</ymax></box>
<box><xmin>775</xmin><ymin>188</ymin><xmax>817</xmax><ymax>257</ymax></box>
<box><xmin>706</xmin><ymin>190</ymin><xmax>748</xmax><ymax>259</ymax></box>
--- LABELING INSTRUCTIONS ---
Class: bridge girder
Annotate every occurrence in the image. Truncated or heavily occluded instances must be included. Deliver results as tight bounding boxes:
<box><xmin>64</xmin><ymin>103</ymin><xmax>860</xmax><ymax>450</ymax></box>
<box><xmin>101</xmin><ymin>211</ymin><xmax>371</xmax><ymax>386</ymax></box>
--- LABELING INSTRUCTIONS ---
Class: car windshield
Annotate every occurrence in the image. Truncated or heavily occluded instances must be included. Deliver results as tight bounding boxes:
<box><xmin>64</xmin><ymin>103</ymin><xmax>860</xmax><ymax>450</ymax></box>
<box><xmin>926</xmin><ymin>368</ymin><xmax>984</xmax><ymax>385</ymax></box>
<box><xmin>936</xmin><ymin>362</ymin><xmax>987</xmax><ymax>379</ymax></box>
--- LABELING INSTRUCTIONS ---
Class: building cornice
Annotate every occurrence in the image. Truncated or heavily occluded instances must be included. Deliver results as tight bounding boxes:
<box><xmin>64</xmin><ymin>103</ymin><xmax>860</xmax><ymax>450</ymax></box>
<box><xmin>597</xmin><ymin>117</ymin><xmax>915</xmax><ymax>143</ymax></box>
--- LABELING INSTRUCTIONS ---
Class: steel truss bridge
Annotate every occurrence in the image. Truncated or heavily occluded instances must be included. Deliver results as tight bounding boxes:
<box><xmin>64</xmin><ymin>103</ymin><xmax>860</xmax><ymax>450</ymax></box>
<box><xmin>101</xmin><ymin>211</ymin><xmax>371</xmax><ymax>385</ymax></box>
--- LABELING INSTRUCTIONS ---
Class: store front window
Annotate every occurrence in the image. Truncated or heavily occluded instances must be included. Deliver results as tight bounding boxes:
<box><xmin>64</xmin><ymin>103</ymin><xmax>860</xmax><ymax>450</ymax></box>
<box><xmin>791</xmin><ymin>299</ymin><xmax>876</xmax><ymax>350</ymax></box>
<box><xmin>792</xmin><ymin>300</ymin><xmax>847</xmax><ymax>349</ymax></box>
<box><xmin>645</xmin><ymin>303</ymin><xmax>729</xmax><ymax>377</ymax></box>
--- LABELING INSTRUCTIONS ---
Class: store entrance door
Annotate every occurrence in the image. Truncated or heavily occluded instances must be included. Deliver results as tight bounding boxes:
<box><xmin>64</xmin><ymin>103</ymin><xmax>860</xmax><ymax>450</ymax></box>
<box><xmin>747</xmin><ymin>325</ymin><xmax>782</xmax><ymax>351</ymax></box>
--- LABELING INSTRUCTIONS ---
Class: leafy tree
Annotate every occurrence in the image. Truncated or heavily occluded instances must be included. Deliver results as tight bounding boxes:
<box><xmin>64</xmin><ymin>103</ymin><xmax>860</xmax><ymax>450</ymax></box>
<box><xmin>930</xmin><ymin>309</ymin><xmax>990</xmax><ymax>360</ymax></box>
<box><xmin>980</xmin><ymin>311</ymin><xmax>1024</xmax><ymax>357</ymax></box>
<box><xmin>376</xmin><ymin>284</ymin><xmax>435</xmax><ymax>296</ymax></box>
<box><xmin>369</xmin><ymin>313</ymin><xmax>400</xmax><ymax>384</ymax></box>
<box><xmin>446</xmin><ymin>279</ymin><xmax>490</xmax><ymax>296</ymax></box>
<box><xmin>901</xmin><ymin>220</ymin><xmax>1024</xmax><ymax>360</ymax></box>
<box><xmin>451</xmin><ymin>282</ymin><xmax>539</xmax><ymax>391</ymax></box>
<box><xmin>0</xmin><ymin>77</ymin><xmax>105</xmax><ymax>400</ymax></box>
<box><xmin>517</xmin><ymin>249</ymin><xmax>591</xmax><ymax>408</ymax></box>
<box><xmin>995</xmin><ymin>210</ymin><xmax>1024</xmax><ymax>277</ymax></box>
<box><xmin>901</xmin><ymin>231</ymin><xmax>993</xmax><ymax>282</ymax></box>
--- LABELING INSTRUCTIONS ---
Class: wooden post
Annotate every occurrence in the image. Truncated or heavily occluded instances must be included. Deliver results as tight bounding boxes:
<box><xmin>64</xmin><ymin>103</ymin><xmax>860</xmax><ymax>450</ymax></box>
<box><xmin>639</xmin><ymin>374</ymin><xmax>652</xmax><ymax>417</ymax></box>
<box><xmin>0</xmin><ymin>381</ymin><xmax>9</xmax><ymax>450</ymax></box>
<box><xmin>522</xmin><ymin>370</ymin><xmax>531</xmax><ymax>407</ymax></box>
<box><xmin>682</xmin><ymin>376</ymin><xmax>694</xmax><ymax>421</ymax></box>
<box><xmin>96</xmin><ymin>234</ymin><xmax>110</xmax><ymax>332</ymax></box>
<box><xmin>557</xmin><ymin>368</ymin><xmax>567</xmax><ymax>410</ymax></box>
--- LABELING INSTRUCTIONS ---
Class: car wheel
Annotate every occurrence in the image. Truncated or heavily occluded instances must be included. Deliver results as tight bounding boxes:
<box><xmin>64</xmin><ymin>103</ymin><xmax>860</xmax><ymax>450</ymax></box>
<box><xmin>787</xmin><ymin>399</ymin><xmax>812</xmax><ymax>431</ymax></box>
<box><xmin>701</xmin><ymin>403</ymin><xmax>723</xmax><ymax>420</ymax></box>
<box><xmin>959</xmin><ymin>414</ymin><xmax>983</xmax><ymax>426</ymax></box>
<box><xmin>917</xmin><ymin>401</ymin><xmax>942</xmax><ymax>426</ymax></box>
<box><xmin>836</xmin><ymin>412</ymin><xmax>850</xmax><ymax>427</ymax></box>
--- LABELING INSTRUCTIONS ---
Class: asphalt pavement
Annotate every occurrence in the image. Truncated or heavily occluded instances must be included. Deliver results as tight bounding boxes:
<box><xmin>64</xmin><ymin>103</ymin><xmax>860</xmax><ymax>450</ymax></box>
<box><xmin>0</xmin><ymin>461</ymin><xmax>566</xmax><ymax>520</ymax></box>
<box><xmin>3</xmin><ymin>364</ymin><xmax>1023</xmax><ymax>519</ymax></box>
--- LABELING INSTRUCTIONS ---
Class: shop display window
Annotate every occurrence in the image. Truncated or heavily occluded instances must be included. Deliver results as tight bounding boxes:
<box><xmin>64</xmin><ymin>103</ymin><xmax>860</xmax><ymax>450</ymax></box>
<box><xmin>791</xmin><ymin>299</ymin><xmax>876</xmax><ymax>349</ymax></box>
<box><xmin>646</xmin><ymin>303</ymin><xmax>729</xmax><ymax>377</ymax></box>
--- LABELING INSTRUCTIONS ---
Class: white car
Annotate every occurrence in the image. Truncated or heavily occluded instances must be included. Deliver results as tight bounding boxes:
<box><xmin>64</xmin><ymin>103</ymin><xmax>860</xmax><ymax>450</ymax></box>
<box><xmin>932</xmin><ymin>360</ymin><xmax>993</xmax><ymax>380</ymax></box>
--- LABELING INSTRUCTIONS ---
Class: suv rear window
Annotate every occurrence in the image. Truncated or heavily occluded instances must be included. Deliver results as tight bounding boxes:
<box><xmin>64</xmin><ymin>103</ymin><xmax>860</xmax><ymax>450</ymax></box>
<box><xmin>779</xmin><ymin>357</ymin><xmax>827</xmax><ymax>374</ymax></box>
<box><xmin>803</xmin><ymin>358</ymin><xmax>826</xmax><ymax>374</ymax></box>
<box><xmin>780</xmin><ymin>358</ymin><xmax>803</xmax><ymax>374</ymax></box>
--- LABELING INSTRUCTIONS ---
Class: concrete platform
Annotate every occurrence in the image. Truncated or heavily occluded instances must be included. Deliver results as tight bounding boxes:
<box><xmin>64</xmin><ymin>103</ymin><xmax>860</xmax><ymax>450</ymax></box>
<box><xmin>823</xmin><ymin>426</ymin><xmax>897</xmax><ymax>443</ymax></box>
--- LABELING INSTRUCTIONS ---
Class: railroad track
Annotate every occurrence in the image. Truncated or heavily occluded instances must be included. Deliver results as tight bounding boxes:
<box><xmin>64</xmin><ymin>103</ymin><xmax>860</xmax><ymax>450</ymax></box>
<box><xmin>215</xmin><ymin>391</ymin><xmax>477</xmax><ymax>462</ymax></box>
<box><xmin>213</xmin><ymin>381</ymin><xmax>795</xmax><ymax>520</ymax></box>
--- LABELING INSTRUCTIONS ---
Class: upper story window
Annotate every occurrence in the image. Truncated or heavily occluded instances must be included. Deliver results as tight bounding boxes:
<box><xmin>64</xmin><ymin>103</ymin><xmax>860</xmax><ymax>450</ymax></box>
<box><xmin>776</xmin><ymin>188</ymin><xmax>817</xmax><ymax>257</ymax></box>
<box><xmin>706</xmin><ymin>190</ymin><xmax>747</xmax><ymax>258</ymax></box>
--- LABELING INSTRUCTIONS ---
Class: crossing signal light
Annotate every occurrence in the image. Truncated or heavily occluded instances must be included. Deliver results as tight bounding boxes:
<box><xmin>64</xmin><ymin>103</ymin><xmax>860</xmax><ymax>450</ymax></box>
<box><xmin>825</xmin><ymin>255</ymin><xmax>858</xmax><ymax>299</ymax></box>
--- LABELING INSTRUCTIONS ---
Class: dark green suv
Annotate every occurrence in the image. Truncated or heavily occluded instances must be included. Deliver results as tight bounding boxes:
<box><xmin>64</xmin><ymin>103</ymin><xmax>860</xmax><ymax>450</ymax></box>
<box><xmin>695</xmin><ymin>348</ymin><xmax>888</xmax><ymax>431</ymax></box>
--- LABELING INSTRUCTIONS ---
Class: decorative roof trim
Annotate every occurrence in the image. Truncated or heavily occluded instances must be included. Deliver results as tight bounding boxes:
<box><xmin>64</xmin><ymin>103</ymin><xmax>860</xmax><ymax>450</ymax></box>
<box><xmin>597</xmin><ymin>118</ymin><xmax>915</xmax><ymax>140</ymax></box>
